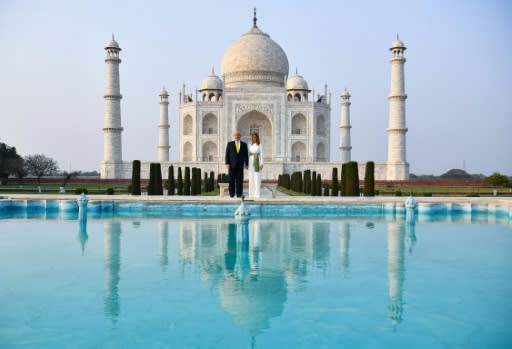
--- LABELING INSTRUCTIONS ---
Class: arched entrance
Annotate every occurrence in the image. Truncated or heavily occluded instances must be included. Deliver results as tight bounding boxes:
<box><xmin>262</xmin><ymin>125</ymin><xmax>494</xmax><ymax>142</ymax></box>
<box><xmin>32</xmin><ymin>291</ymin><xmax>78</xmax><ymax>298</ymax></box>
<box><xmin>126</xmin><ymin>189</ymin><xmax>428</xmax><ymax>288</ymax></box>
<box><xmin>236</xmin><ymin>111</ymin><xmax>273</xmax><ymax>161</ymax></box>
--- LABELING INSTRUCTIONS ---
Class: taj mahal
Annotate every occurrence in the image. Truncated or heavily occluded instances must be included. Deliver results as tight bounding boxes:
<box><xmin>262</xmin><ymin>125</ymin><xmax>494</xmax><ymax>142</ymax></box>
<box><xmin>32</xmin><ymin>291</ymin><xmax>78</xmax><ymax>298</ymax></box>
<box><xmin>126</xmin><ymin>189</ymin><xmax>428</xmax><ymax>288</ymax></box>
<box><xmin>100</xmin><ymin>10</ymin><xmax>409</xmax><ymax>180</ymax></box>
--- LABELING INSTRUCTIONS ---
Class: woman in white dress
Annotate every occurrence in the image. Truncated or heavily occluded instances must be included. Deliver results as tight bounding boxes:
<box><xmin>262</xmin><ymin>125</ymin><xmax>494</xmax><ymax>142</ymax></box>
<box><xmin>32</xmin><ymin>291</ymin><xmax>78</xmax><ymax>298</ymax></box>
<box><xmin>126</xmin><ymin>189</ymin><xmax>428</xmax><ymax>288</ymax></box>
<box><xmin>248</xmin><ymin>133</ymin><xmax>263</xmax><ymax>198</ymax></box>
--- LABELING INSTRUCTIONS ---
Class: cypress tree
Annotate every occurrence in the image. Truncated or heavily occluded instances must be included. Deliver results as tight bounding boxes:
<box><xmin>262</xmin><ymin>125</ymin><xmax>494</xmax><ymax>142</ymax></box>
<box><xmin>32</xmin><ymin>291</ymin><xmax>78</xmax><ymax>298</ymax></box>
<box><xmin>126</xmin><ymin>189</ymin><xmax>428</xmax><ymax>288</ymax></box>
<box><xmin>331</xmin><ymin>167</ymin><xmax>338</xmax><ymax>196</ymax></box>
<box><xmin>311</xmin><ymin>171</ymin><xmax>317</xmax><ymax>196</ymax></box>
<box><xmin>353</xmin><ymin>161</ymin><xmax>360</xmax><ymax>196</ymax></box>
<box><xmin>147</xmin><ymin>163</ymin><xmax>155</xmax><ymax>195</ymax></box>
<box><xmin>153</xmin><ymin>163</ymin><xmax>163</xmax><ymax>195</ymax></box>
<box><xmin>209</xmin><ymin>171</ymin><xmax>214</xmax><ymax>192</ymax></box>
<box><xmin>203</xmin><ymin>172</ymin><xmax>208</xmax><ymax>192</ymax></box>
<box><xmin>283</xmin><ymin>173</ymin><xmax>291</xmax><ymax>190</ymax></box>
<box><xmin>316</xmin><ymin>174</ymin><xmax>322</xmax><ymax>196</ymax></box>
<box><xmin>184</xmin><ymin>166</ymin><xmax>191</xmax><ymax>195</ymax></box>
<box><xmin>344</xmin><ymin>161</ymin><xmax>360</xmax><ymax>196</ymax></box>
<box><xmin>131</xmin><ymin>160</ymin><xmax>141</xmax><ymax>195</ymax></box>
<box><xmin>344</xmin><ymin>162</ymin><xmax>353</xmax><ymax>196</ymax></box>
<box><xmin>298</xmin><ymin>172</ymin><xmax>303</xmax><ymax>193</ymax></box>
<box><xmin>148</xmin><ymin>163</ymin><xmax>162</xmax><ymax>195</ymax></box>
<box><xmin>290</xmin><ymin>172</ymin><xmax>296</xmax><ymax>192</ymax></box>
<box><xmin>197</xmin><ymin>168</ymin><xmax>202</xmax><ymax>194</ymax></box>
<box><xmin>168</xmin><ymin>165</ymin><xmax>175</xmax><ymax>195</ymax></box>
<box><xmin>341</xmin><ymin>163</ymin><xmax>347</xmax><ymax>196</ymax></box>
<box><xmin>177</xmin><ymin>167</ymin><xmax>183</xmax><ymax>195</ymax></box>
<box><xmin>364</xmin><ymin>161</ymin><xmax>375</xmax><ymax>196</ymax></box>
<box><xmin>191</xmin><ymin>167</ymin><xmax>197</xmax><ymax>195</ymax></box>
<box><xmin>157</xmin><ymin>163</ymin><xmax>163</xmax><ymax>195</ymax></box>
<box><xmin>303</xmin><ymin>170</ymin><xmax>311</xmax><ymax>194</ymax></box>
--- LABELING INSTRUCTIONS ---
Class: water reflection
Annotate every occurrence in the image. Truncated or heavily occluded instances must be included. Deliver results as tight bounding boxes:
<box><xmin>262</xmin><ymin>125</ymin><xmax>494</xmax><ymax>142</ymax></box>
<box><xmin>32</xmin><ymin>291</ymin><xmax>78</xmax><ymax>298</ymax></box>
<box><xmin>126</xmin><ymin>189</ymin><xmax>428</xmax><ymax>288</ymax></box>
<box><xmin>97</xmin><ymin>216</ymin><xmax>418</xmax><ymax>335</ymax></box>
<box><xmin>387</xmin><ymin>213</ymin><xmax>416</xmax><ymax>327</ymax></box>
<box><xmin>104</xmin><ymin>221</ymin><xmax>121</xmax><ymax>321</ymax></box>
<box><xmin>78</xmin><ymin>216</ymin><xmax>88</xmax><ymax>255</ymax></box>
<box><xmin>177</xmin><ymin>219</ymin><xmax>331</xmax><ymax>339</ymax></box>
<box><xmin>387</xmin><ymin>221</ymin><xmax>405</xmax><ymax>326</ymax></box>
<box><xmin>159</xmin><ymin>221</ymin><xmax>169</xmax><ymax>270</ymax></box>
<box><xmin>339</xmin><ymin>222</ymin><xmax>350</xmax><ymax>277</ymax></box>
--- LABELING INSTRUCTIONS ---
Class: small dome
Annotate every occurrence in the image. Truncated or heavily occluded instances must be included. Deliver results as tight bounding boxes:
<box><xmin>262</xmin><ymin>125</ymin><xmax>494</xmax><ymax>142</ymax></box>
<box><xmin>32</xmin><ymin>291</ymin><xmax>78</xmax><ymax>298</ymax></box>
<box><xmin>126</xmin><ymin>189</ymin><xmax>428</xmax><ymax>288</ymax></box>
<box><xmin>340</xmin><ymin>88</ymin><xmax>350</xmax><ymax>98</ymax></box>
<box><xmin>159</xmin><ymin>87</ymin><xmax>169</xmax><ymax>96</ymax></box>
<box><xmin>287</xmin><ymin>73</ymin><xmax>309</xmax><ymax>91</ymax></box>
<box><xmin>390</xmin><ymin>36</ymin><xmax>406</xmax><ymax>50</ymax></box>
<box><xmin>199</xmin><ymin>69</ymin><xmax>223</xmax><ymax>91</ymax></box>
<box><xmin>105</xmin><ymin>35</ymin><xmax>121</xmax><ymax>50</ymax></box>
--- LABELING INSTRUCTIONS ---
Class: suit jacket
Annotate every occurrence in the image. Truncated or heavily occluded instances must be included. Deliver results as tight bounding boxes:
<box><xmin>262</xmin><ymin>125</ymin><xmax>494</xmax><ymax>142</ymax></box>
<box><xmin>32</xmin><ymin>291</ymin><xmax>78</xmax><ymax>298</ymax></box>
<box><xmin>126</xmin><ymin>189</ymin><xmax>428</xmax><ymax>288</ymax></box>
<box><xmin>225</xmin><ymin>141</ymin><xmax>249</xmax><ymax>169</ymax></box>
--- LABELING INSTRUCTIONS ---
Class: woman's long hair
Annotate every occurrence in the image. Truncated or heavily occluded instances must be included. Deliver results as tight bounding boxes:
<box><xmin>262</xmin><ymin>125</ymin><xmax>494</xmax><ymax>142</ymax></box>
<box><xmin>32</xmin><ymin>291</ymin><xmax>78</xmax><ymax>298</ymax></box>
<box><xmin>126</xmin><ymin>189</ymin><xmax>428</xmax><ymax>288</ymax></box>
<box><xmin>251</xmin><ymin>133</ymin><xmax>260</xmax><ymax>145</ymax></box>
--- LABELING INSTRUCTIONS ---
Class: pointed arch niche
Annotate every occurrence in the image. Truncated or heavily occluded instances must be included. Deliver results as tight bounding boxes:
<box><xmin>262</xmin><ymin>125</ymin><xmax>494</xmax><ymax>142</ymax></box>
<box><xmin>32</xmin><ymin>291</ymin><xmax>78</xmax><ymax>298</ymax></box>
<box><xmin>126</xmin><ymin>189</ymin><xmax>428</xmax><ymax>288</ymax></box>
<box><xmin>237</xmin><ymin>110</ymin><xmax>273</xmax><ymax>160</ymax></box>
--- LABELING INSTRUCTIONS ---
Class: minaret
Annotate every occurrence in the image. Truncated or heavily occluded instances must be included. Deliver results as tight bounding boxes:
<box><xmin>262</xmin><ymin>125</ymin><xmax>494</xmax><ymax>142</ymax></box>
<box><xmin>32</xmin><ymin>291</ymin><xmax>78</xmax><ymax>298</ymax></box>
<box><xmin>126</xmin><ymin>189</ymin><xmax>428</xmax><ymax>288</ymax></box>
<box><xmin>386</xmin><ymin>35</ymin><xmax>409</xmax><ymax>180</ymax></box>
<box><xmin>339</xmin><ymin>89</ymin><xmax>352</xmax><ymax>163</ymax></box>
<box><xmin>158</xmin><ymin>87</ymin><xmax>170</xmax><ymax>162</ymax></box>
<box><xmin>101</xmin><ymin>35</ymin><xmax>123</xmax><ymax>179</ymax></box>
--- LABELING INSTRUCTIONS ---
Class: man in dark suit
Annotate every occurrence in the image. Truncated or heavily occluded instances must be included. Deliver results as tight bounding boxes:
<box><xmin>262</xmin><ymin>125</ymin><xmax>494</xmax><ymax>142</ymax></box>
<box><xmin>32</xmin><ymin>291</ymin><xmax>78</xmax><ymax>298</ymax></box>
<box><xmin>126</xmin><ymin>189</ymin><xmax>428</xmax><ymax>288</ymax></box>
<box><xmin>225</xmin><ymin>131</ymin><xmax>249</xmax><ymax>197</ymax></box>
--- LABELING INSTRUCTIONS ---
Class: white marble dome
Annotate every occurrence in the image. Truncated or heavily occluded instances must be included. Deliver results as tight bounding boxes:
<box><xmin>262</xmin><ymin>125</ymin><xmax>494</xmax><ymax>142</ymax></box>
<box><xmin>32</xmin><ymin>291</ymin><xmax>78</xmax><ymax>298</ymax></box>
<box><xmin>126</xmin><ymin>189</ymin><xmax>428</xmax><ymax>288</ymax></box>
<box><xmin>390</xmin><ymin>37</ymin><xmax>406</xmax><ymax>49</ymax></box>
<box><xmin>286</xmin><ymin>73</ymin><xmax>309</xmax><ymax>91</ymax></box>
<box><xmin>199</xmin><ymin>70</ymin><xmax>223</xmax><ymax>91</ymax></box>
<box><xmin>221</xmin><ymin>25</ymin><xmax>289</xmax><ymax>87</ymax></box>
<box><xmin>105</xmin><ymin>36</ymin><xmax>120</xmax><ymax>50</ymax></box>
<box><xmin>340</xmin><ymin>88</ymin><xmax>350</xmax><ymax>98</ymax></box>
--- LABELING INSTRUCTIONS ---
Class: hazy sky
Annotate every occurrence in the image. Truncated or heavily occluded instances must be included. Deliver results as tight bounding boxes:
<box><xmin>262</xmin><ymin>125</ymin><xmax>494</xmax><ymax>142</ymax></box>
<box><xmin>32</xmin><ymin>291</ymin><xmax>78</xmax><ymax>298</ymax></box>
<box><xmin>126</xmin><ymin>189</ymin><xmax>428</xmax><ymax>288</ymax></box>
<box><xmin>1</xmin><ymin>0</ymin><xmax>511</xmax><ymax>175</ymax></box>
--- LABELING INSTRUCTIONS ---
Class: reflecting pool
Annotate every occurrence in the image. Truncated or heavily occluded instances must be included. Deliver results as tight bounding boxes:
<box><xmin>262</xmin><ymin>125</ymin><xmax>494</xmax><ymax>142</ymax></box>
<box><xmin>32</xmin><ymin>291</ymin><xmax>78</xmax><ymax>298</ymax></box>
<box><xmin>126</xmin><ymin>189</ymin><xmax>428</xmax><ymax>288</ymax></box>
<box><xmin>0</xmin><ymin>214</ymin><xmax>511</xmax><ymax>348</ymax></box>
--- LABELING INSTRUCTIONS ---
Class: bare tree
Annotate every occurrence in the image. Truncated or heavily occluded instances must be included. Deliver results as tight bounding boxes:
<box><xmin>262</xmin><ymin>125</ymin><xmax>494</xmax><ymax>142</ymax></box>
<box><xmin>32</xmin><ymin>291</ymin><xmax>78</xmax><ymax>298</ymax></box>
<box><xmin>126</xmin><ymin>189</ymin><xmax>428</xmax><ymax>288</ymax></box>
<box><xmin>24</xmin><ymin>154</ymin><xmax>59</xmax><ymax>189</ymax></box>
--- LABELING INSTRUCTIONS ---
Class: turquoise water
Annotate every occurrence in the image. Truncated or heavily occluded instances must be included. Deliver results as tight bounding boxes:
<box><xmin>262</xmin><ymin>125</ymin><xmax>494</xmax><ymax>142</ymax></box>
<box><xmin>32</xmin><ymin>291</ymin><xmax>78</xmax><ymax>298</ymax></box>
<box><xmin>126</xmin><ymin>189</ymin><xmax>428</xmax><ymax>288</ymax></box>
<box><xmin>0</xmin><ymin>213</ymin><xmax>511</xmax><ymax>348</ymax></box>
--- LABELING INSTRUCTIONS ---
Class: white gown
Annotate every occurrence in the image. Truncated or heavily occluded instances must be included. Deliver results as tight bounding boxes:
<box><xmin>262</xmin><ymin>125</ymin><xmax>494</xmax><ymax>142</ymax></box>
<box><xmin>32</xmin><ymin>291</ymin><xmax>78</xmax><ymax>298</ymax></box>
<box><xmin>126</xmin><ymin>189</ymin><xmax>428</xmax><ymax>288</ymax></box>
<box><xmin>248</xmin><ymin>143</ymin><xmax>263</xmax><ymax>198</ymax></box>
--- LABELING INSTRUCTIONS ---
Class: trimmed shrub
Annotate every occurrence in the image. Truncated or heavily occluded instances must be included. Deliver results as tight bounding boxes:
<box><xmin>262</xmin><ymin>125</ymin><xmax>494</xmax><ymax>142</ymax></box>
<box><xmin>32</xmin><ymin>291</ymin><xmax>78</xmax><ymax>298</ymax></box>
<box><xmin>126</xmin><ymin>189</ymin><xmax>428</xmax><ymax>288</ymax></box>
<box><xmin>344</xmin><ymin>161</ymin><xmax>360</xmax><ymax>196</ymax></box>
<box><xmin>74</xmin><ymin>187</ymin><xmax>88</xmax><ymax>195</ymax></box>
<box><xmin>395</xmin><ymin>190</ymin><xmax>402</xmax><ymax>197</ymax></box>
<box><xmin>316</xmin><ymin>174</ymin><xmax>322</xmax><ymax>196</ymax></box>
<box><xmin>303</xmin><ymin>170</ymin><xmax>311</xmax><ymax>194</ymax></box>
<box><xmin>168</xmin><ymin>165</ymin><xmax>175</xmax><ymax>195</ymax></box>
<box><xmin>282</xmin><ymin>173</ymin><xmax>291</xmax><ymax>190</ymax></box>
<box><xmin>184</xmin><ymin>167</ymin><xmax>191</xmax><ymax>195</ymax></box>
<box><xmin>177</xmin><ymin>167</ymin><xmax>183</xmax><ymax>195</ymax></box>
<box><xmin>311</xmin><ymin>171</ymin><xmax>317</xmax><ymax>196</ymax></box>
<box><xmin>331</xmin><ymin>167</ymin><xmax>339</xmax><ymax>196</ymax></box>
<box><xmin>196</xmin><ymin>168</ymin><xmax>202</xmax><ymax>194</ymax></box>
<box><xmin>363</xmin><ymin>161</ymin><xmax>375</xmax><ymax>196</ymax></box>
<box><xmin>209</xmin><ymin>171</ymin><xmax>215</xmax><ymax>192</ymax></box>
<box><xmin>106</xmin><ymin>187</ymin><xmax>114</xmax><ymax>195</ymax></box>
<box><xmin>191</xmin><ymin>167</ymin><xmax>198</xmax><ymax>195</ymax></box>
<box><xmin>148</xmin><ymin>163</ymin><xmax>163</xmax><ymax>195</ymax></box>
<box><xmin>131</xmin><ymin>160</ymin><xmax>141</xmax><ymax>195</ymax></box>
<box><xmin>203</xmin><ymin>172</ymin><xmax>208</xmax><ymax>192</ymax></box>
<box><xmin>340</xmin><ymin>164</ymin><xmax>347</xmax><ymax>196</ymax></box>
<box><xmin>323</xmin><ymin>186</ymin><xmax>329</xmax><ymax>196</ymax></box>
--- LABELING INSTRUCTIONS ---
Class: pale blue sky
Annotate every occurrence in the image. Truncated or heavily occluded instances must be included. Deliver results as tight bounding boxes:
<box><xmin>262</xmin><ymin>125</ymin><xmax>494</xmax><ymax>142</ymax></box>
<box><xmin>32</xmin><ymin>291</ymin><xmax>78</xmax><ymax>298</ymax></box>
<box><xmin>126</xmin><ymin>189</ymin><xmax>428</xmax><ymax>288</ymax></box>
<box><xmin>0</xmin><ymin>0</ymin><xmax>511</xmax><ymax>175</ymax></box>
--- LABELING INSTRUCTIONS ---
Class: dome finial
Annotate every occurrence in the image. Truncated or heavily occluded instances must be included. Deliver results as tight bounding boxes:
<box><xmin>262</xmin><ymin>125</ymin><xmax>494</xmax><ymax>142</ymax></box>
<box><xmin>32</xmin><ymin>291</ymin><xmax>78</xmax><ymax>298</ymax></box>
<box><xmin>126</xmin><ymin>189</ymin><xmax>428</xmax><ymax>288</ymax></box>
<box><xmin>211</xmin><ymin>66</ymin><xmax>215</xmax><ymax>75</ymax></box>
<box><xmin>295</xmin><ymin>67</ymin><xmax>298</xmax><ymax>75</ymax></box>
<box><xmin>112</xmin><ymin>33</ymin><xmax>115</xmax><ymax>40</ymax></box>
<box><xmin>253</xmin><ymin>7</ymin><xmax>257</xmax><ymax>27</ymax></box>
<box><xmin>397</xmin><ymin>33</ymin><xmax>399</xmax><ymax>40</ymax></box>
